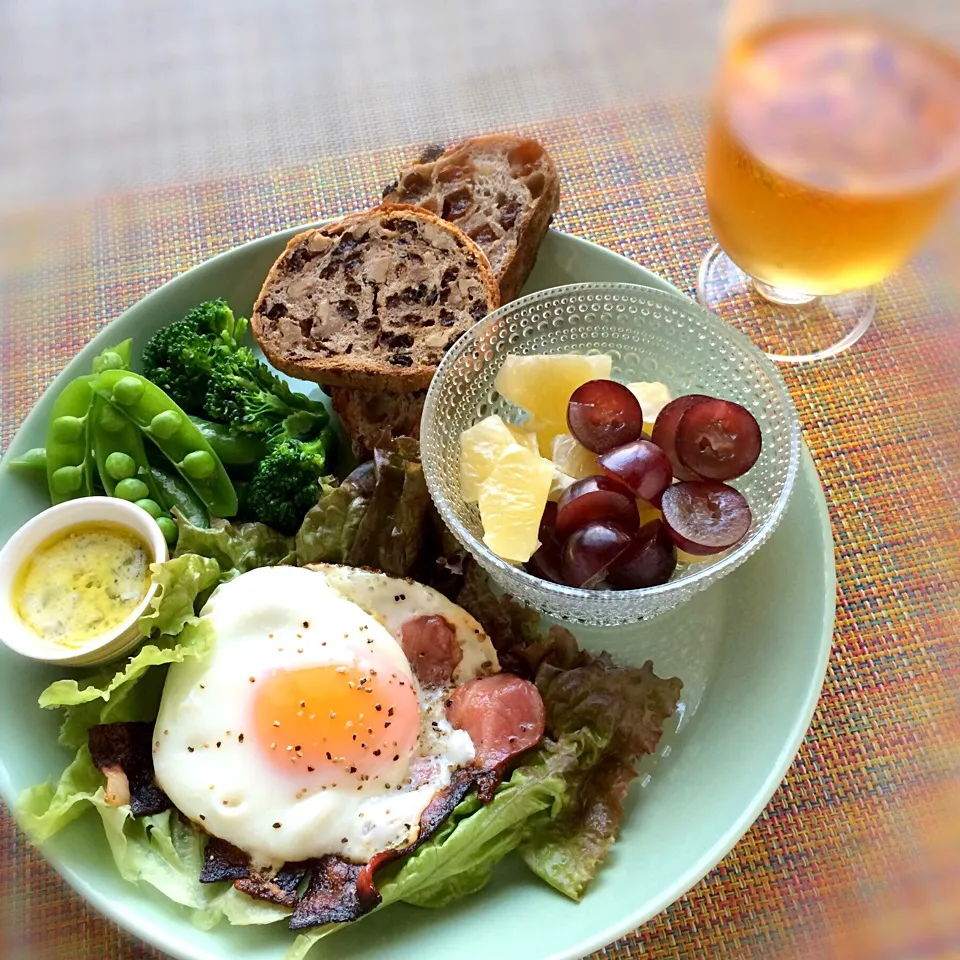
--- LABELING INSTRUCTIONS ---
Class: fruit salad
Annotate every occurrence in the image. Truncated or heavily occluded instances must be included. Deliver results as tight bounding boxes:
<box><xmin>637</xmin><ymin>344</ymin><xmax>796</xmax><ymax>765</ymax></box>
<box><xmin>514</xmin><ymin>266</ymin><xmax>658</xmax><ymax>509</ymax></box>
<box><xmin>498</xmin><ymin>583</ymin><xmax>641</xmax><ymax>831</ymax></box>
<box><xmin>459</xmin><ymin>354</ymin><xmax>762</xmax><ymax>590</ymax></box>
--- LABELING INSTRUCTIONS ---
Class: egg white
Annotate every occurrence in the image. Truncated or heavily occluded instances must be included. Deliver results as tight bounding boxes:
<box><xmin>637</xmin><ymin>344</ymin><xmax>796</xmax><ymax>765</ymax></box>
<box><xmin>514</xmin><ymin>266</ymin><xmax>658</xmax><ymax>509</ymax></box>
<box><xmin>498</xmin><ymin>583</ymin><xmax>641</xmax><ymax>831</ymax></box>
<box><xmin>152</xmin><ymin>565</ymin><xmax>483</xmax><ymax>871</ymax></box>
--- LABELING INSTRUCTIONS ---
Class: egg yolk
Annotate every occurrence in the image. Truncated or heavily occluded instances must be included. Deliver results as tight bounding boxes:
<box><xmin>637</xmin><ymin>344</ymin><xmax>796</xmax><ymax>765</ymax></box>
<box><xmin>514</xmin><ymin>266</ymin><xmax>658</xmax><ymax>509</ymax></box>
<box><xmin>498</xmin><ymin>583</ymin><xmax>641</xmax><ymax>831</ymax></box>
<box><xmin>251</xmin><ymin>659</ymin><xmax>420</xmax><ymax>781</ymax></box>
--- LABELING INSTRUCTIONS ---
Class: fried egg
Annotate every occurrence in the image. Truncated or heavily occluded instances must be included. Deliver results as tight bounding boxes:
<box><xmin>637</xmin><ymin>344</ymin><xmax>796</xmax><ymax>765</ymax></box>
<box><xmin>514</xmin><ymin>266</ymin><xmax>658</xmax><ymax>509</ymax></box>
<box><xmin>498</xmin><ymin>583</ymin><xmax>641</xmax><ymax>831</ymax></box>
<box><xmin>152</xmin><ymin>565</ymin><xmax>497</xmax><ymax>870</ymax></box>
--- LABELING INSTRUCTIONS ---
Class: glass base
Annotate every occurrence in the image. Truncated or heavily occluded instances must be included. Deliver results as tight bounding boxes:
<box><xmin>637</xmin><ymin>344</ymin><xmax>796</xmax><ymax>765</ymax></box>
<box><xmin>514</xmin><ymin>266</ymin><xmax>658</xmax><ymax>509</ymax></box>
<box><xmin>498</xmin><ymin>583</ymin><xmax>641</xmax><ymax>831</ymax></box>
<box><xmin>696</xmin><ymin>244</ymin><xmax>876</xmax><ymax>363</ymax></box>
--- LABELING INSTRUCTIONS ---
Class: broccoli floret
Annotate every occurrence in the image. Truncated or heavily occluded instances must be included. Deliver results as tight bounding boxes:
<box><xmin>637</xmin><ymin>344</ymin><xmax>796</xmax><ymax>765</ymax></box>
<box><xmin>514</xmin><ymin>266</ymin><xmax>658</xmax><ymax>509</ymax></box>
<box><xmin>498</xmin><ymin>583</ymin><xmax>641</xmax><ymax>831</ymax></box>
<box><xmin>184</xmin><ymin>298</ymin><xmax>247</xmax><ymax>344</ymax></box>
<box><xmin>142</xmin><ymin>299</ymin><xmax>247</xmax><ymax>412</ymax></box>
<box><xmin>244</xmin><ymin>431</ymin><xmax>334</xmax><ymax>533</ymax></box>
<box><xmin>202</xmin><ymin>348</ymin><xmax>328</xmax><ymax>438</ymax></box>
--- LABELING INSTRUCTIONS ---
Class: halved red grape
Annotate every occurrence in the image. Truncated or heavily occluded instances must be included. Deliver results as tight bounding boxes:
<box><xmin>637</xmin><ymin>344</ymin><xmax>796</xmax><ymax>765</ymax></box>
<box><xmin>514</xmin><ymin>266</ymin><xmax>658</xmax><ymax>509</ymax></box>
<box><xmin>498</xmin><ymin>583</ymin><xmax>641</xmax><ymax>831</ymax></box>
<box><xmin>567</xmin><ymin>379</ymin><xmax>644</xmax><ymax>454</ymax></box>
<box><xmin>555</xmin><ymin>475</ymin><xmax>640</xmax><ymax>540</ymax></box>
<box><xmin>660</xmin><ymin>481</ymin><xmax>752</xmax><ymax>555</ymax></box>
<box><xmin>651</xmin><ymin>395</ymin><xmax>710</xmax><ymax>481</ymax></box>
<box><xmin>675</xmin><ymin>399</ymin><xmax>762</xmax><ymax>481</ymax></box>
<box><xmin>539</xmin><ymin>500</ymin><xmax>559</xmax><ymax>540</ymax></box>
<box><xmin>561</xmin><ymin>522</ymin><xmax>633</xmax><ymax>587</ymax></box>
<box><xmin>528</xmin><ymin>540</ymin><xmax>564</xmax><ymax>584</ymax></box>
<box><xmin>527</xmin><ymin>503</ymin><xmax>564</xmax><ymax>583</ymax></box>
<box><xmin>607</xmin><ymin>519</ymin><xmax>677</xmax><ymax>589</ymax></box>
<box><xmin>598</xmin><ymin>439</ymin><xmax>673</xmax><ymax>504</ymax></box>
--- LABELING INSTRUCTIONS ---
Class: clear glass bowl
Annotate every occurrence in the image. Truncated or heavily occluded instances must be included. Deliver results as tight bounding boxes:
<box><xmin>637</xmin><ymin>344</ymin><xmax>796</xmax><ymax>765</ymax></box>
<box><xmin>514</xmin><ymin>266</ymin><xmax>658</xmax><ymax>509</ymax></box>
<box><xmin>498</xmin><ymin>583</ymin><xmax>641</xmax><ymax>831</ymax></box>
<box><xmin>420</xmin><ymin>283</ymin><xmax>802</xmax><ymax>626</ymax></box>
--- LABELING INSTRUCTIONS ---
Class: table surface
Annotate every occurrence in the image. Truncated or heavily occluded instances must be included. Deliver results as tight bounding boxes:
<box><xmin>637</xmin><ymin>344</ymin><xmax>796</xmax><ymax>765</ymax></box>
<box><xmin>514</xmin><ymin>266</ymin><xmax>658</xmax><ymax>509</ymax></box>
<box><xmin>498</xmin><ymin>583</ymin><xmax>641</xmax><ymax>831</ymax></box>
<box><xmin>1</xmin><ymin>2</ymin><xmax>959</xmax><ymax>959</ymax></box>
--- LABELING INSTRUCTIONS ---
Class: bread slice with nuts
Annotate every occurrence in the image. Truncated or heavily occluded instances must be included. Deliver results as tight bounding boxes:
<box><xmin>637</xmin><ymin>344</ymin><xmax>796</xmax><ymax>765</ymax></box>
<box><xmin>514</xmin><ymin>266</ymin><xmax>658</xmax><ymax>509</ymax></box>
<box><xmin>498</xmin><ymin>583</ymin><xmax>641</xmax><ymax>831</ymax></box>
<box><xmin>251</xmin><ymin>205</ymin><xmax>500</xmax><ymax>393</ymax></box>
<box><xmin>330</xmin><ymin>386</ymin><xmax>427</xmax><ymax>455</ymax></box>
<box><xmin>381</xmin><ymin>134</ymin><xmax>559</xmax><ymax>303</ymax></box>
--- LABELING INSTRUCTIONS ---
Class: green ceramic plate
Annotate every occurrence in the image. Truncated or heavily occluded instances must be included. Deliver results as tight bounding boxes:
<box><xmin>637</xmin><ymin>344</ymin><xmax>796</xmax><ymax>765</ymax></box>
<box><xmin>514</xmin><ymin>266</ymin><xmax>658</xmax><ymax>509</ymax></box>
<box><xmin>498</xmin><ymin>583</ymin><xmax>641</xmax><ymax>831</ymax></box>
<box><xmin>0</xmin><ymin>228</ymin><xmax>834</xmax><ymax>960</ymax></box>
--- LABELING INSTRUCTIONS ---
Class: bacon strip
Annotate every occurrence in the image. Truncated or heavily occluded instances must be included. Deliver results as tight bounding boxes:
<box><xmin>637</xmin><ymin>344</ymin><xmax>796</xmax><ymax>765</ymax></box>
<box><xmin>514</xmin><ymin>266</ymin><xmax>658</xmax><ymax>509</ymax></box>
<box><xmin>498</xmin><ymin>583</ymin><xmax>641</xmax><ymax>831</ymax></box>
<box><xmin>88</xmin><ymin>722</ymin><xmax>171</xmax><ymax>817</ymax></box>
<box><xmin>236</xmin><ymin>861</ymin><xmax>310</xmax><ymax>908</ymax></box>
<box><xmin>399</xmin><ymin>615</ymin><xmax>462</xmax><ymax>686</ymax></box>
<box><xmin>198</xmin><ymin>772</ymin><xmax>477</xmax><ymax>918</ymax></box>
<box><xmin>200</xmin><ymin>837</ymin><xmax>308</xmax><ymax>910</ymax></box>
<box><xmin>199</xmin><ymin>836</ymin><xmax>251</xmax><ymax>884</ymax></box>
<box><xmin>290</xmin><ymin>767</ymin><xmax>475</xmax><ymax>930</ymax></box>
<box><xmin>289</xmin><ymin>857</ymin><xmax>369</xmax><ymax>929</ymax></box>
<box><xmin>446</xmin><ymin>675</ymin><xmax>546</xmax><ymax>773</ymax></box>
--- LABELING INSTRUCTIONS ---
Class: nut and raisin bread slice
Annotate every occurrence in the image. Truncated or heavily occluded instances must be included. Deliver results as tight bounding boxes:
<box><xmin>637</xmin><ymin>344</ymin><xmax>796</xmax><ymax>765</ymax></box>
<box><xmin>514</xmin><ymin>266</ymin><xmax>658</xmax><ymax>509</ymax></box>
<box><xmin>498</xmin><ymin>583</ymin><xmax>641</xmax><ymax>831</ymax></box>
<box><xmin>381</xmin><ymin>134</ymin><xmax>560</xmax><ymax>304</ymax></box>
<box><xmin>251</xmin><ymin>205</ymin><xmax>500</xmax><ymax>393</ymax></box>
<box><xmin>330</xmin><ymin>386</ymin><xmax>426</xmax><ymax>457</ymax></box>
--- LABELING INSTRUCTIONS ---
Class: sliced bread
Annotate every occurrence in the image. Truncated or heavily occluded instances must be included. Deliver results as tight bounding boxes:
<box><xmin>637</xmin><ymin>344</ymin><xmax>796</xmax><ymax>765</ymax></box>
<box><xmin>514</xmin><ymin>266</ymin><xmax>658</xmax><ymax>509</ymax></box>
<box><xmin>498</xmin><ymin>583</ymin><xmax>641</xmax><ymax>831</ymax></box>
<box><xmin>330</xmin><ymin>386</ymin><xmax>426</xmax><ymax>457</ymax></box>
<box><xmin>251</xmin><ymin>205</ymin><xmax>500</xmax><ymax>393</ymax></box>
<box><xmin>381</xmin><ymin>134</ymin><xmax>560</xmax><ymax>303</ymax></box>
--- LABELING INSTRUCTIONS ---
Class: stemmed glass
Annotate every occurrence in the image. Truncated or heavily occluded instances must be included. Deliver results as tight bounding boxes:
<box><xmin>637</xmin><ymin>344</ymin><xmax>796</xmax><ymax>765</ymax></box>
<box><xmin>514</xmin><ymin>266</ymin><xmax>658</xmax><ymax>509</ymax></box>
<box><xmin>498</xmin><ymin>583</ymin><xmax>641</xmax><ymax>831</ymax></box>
<box><xmin>697</xmin><ymin>0</ymin><xmax>960</xmax><ymax>363</ymax></box>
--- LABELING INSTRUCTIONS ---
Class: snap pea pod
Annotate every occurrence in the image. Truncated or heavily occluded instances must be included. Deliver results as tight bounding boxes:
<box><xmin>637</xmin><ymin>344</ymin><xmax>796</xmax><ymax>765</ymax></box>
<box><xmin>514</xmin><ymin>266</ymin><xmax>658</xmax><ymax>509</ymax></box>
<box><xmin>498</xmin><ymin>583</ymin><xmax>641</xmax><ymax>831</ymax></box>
<box><xmin>187</xmin><ymin>416</ymin><xmax>268</xmax><ymax>468</ymax></box>
<box><xmin>90</xmin><ymin>394</ymin><xmax>165</xmax><ymax>510</ymax></box>
<box><xmin>5</xmin><ymin>447</ymin><xmax>47</xmax><ymax>474</ymax></box>
<box><xmin>45</xmin><ymin>375</ymin><xmax>96</xmax><ymax>504</ymax></box>
<box><xmin>92</xmin><ymin>338</ymin><xmax>133</xmax><ymax>374</ymax></box>
<box><xmin>149</xmin><ymin>464</ymin><xmax>209</xmax><ymax>529</ymax></box>
<box><xmin>94</xmin><ymin>370</ymin><xmax>237</xmax><ymax>518</ymax></box>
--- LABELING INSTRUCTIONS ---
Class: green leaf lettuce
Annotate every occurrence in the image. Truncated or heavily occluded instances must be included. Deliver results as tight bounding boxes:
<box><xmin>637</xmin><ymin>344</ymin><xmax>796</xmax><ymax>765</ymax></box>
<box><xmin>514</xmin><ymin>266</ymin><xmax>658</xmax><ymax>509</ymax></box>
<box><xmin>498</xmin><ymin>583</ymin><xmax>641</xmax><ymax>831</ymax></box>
<box><xmin>295</xmin><ymin>439</ymin><xmax>429</xmax><ymax>578</ymax></box>
<box><xmin>174</xmin><ymin>511</ymin><xmax>296</xmax><ymax>581</ymax></box>
<box><xmin>295</xmin><ymin>471</ymin><xmax>371</xmax><ymax>566</ymax></box>
<box><xmin>138</xmin><ymin>554</ymin><xmax>221</xmax><ymax>638</ymax></box>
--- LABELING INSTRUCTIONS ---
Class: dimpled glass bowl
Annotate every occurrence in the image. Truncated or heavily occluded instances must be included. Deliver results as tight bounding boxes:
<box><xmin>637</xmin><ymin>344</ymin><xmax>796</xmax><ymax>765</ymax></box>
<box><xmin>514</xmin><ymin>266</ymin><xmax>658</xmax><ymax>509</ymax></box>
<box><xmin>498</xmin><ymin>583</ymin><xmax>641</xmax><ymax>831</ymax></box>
<box><xmin>421</xmin><ymin>283</ymin><xmax>802</xmax><ymax>625</ymax></box>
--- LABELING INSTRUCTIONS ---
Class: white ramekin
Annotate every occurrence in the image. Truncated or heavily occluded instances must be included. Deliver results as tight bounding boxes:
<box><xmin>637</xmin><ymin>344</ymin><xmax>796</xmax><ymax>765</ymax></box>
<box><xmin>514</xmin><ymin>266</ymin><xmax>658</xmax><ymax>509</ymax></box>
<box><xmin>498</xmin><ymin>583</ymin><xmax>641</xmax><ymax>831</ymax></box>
<box><xmin>0</xmin><ymin>497</ymin><xmax>168</xmax><ymax>667</ymax></box>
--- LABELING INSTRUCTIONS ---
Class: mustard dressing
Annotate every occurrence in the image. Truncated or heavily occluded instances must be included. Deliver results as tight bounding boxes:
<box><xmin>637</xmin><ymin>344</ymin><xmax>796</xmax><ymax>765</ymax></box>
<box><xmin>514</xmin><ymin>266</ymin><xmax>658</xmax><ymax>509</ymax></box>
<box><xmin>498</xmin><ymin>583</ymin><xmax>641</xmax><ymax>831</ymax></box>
<box><xmin>14</xmin><ymin>522</ymin><xmax>150</xmax><ymax>647</ymax></box>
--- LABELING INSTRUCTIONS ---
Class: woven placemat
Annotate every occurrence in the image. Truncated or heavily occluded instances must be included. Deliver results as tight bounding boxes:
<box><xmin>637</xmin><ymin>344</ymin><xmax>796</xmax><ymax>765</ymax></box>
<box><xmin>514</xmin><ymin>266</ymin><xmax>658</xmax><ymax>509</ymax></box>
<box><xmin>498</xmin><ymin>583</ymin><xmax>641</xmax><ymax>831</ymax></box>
<box><xmin>1</xmin><ymin>99</ymin><xmax>958</xmax><ymax>960</ymax></box>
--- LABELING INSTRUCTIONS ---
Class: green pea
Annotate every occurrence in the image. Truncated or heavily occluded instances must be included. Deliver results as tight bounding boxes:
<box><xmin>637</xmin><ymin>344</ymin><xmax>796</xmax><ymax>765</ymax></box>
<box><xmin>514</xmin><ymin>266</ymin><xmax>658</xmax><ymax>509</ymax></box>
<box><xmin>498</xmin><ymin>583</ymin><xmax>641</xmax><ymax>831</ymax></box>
<box><xmin>51</xmin><ymin>465</ymin><xmax>84</xmax><ymax>495</ymax></box>
<box><xmin>112</xmin><ymin>376</ymin><xmax>145</xmax><ymax>406</ymax></box>
<box><xmin>115</xmin><ymin>477</ymin><xmax>150</xmax><ymax>502</ymax></box>
<box><xmin>156</xmin><ymin>515</ymin><xmax>178</xmax><ymax>546</ymax></box>
<box><xmin>150</xmin><ymin>409</ymin><xmax>182</xmax><ymax>440</ymax></box>
<box><xmin>50</xmin><ymin>415</ymin><xmax>85</xmax><ymax>442</ymax></box>
<box><xmin>98</xmin><ymin>404</ymin><xmax>128</xmax><ymax>433</ymax></box>
<box><xmin>181</xmin><ymin>450</ymin><xmax>215</xmax><ymax>480</ymax></box>
<box><xmin>97</xmin><ymin>351</ymin><xmax>124</xmax><ymax>371</ymax></box>
<box><xmin>104</xmin><ymin>451</ymin><xmax>136</xmax><ymax>481</ymax></box>
<box><xmin>135</xmin><ymin>498</ymin><xmax>163</xmax><ymax>519</ymax></box>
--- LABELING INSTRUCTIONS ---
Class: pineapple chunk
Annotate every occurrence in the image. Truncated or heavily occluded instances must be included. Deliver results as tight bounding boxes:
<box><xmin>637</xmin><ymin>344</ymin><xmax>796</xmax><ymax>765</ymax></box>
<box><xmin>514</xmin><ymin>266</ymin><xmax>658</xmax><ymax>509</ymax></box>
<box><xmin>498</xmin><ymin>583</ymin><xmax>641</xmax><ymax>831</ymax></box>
<box><xmin>495</xmin><ymin>354</ymin><xmax>612</xmax><ymax>427</ymax></box>
<box><xmin>551</xmin><ymin>433</ymin><xmax>600</xmax><ymax>481</ymax></box>
<box><xmin>506</xmin><ymin>423</ymin><xmax>539</xmax><ymax>453</ymax></box>
<box><xmin>627</xmin><ymin>380</ymin><xmax>672</xmax><ymax>430</ymax></box>
<box><xmin>478</xmin><ymin>444</ymin><xmax>554</xmax><ymax>563</ymax></box>
<box><xmin>638</xmin><ymin>501</ymin><xmax>664</xmax><ymax>527</ymax></box>
<box><xmin>548</xmin><ymin>468</ymin><xmax>576</xmax><ymax>502</ymax></box>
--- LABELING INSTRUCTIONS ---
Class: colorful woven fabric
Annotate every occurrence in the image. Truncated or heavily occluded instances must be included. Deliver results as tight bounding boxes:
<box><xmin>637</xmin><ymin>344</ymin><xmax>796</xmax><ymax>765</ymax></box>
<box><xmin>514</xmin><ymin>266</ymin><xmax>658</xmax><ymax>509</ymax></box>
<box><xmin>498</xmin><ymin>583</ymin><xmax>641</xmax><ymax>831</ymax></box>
<box><xmin>1</xmin><ymin>99</ymin><xmax>959</xmax><ymax>960</ymax></box>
